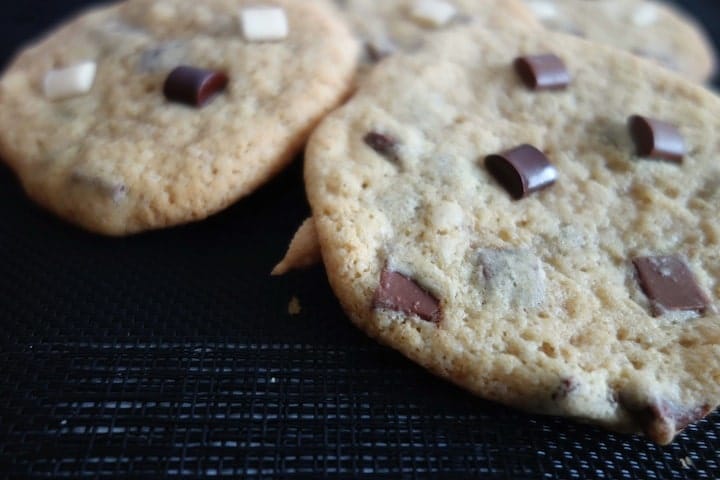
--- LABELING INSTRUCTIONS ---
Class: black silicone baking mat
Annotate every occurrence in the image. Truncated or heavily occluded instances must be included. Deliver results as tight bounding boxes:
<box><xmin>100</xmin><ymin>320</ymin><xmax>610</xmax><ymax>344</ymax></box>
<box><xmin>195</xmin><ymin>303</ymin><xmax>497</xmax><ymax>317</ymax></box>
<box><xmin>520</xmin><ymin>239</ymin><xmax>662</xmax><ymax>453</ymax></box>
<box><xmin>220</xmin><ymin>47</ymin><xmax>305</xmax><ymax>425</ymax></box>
<box><xmin>1</xmin><ymin>1</ymin><xmax>719</xmax><ymax>478</ymax></box>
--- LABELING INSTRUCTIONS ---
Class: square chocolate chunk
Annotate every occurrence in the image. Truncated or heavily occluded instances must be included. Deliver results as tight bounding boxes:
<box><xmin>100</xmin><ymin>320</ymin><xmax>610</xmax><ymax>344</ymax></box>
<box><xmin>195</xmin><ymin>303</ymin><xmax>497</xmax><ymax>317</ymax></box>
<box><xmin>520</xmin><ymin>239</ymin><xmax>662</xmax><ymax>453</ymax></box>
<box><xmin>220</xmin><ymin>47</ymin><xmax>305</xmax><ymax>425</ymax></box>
<box><xmin>374</xmin><ymin>270</ymin><xmax>441</xmax><ymax>323</ymax></box>
<box><xmin>633</xmin><ymin>256</ymin><xmax>710</xmax><ymax>316</ymax></box>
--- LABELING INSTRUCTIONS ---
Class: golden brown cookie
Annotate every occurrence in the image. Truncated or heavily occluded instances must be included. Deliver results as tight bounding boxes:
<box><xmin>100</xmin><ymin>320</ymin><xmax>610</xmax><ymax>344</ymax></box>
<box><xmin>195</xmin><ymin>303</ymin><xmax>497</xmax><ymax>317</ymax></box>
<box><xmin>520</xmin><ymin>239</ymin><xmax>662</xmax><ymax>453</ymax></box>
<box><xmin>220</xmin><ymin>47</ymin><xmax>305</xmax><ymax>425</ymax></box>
<box><xmin>0</xmin><ymin>0</ymin><xmax>358</xmax><ymax>235</ymax></box>
<box><xmin>304</xmin><ymin>23</ymin><xmax>720</xmax><ymax>444</ymax></box>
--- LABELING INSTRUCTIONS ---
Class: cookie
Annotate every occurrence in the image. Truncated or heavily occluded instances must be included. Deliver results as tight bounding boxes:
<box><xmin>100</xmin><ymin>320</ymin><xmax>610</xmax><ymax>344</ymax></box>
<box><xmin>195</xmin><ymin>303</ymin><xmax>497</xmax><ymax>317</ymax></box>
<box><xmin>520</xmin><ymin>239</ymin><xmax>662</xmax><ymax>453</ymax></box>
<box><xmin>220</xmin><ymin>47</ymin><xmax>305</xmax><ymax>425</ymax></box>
<box><xmin>273</xmin><ymin>0</ymin><xmax>540</xmax><ymax>273</ymax></box>
<box><xmin>523</xmin><ymin>0</ymin><xmax>716</xmax><ymax>82</ymax></box>
<box><xmin>303</xmin><ymin>24</ymin><xmax>720</xmax><ymax>443</ymax></box>
<box><xmin>272</xmin><ymin>217</ymin><xmax>321</xmax><ymax>276</ymax></box>
<box><xmin>0</xmin><ymin>0</ymin><xmax>358</xmax><ymax>235</ymax></box>
<box><xmin>331</xmin><ymin>0</ymin><xmax>540</xmax><ymax>76</ymax></box>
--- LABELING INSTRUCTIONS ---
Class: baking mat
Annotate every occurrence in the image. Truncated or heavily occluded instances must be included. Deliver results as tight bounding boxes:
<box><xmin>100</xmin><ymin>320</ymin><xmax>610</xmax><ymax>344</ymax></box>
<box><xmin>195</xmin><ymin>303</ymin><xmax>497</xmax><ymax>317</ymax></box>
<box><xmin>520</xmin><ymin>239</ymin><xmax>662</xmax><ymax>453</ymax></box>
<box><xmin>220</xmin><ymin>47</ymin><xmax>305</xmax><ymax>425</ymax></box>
<box><xmin>0</xmin><ymin>1</ymin><xmax>718</xmax><ymax>478</ymax></box>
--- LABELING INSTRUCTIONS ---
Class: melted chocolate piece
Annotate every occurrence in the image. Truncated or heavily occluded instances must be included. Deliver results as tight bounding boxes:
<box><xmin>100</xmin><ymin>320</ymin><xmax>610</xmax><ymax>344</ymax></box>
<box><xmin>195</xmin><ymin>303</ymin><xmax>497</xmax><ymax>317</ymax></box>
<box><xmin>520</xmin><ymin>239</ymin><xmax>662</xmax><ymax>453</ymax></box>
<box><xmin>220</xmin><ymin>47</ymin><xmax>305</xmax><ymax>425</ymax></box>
<box><xmin>514</xmin><ymin>54</ymin><xmax>571</xmax><ymax>90</ymax></box>
<box><xmin>485</xmin><ymin>144</ymin><xmax>558</xmax><ymax>199</ymax></box>
<box><xmin>628</xmin><ymin>115</ymin><xmax>685</xmax><ymax>163</ymax></box>
<box><xmin>364</xmin><ymin>132</ymin><xmax>399</xmax><ymax>160</ymax></box>
<box><xmin>374</xmin><ymin>270</ymin><xmax>441</xmax><ymax>323</ymax></box>
<box><xmin>163</xmin><ymin>66</ymin><xmax>229</xmax><ymax>108</ymax></box>
<box><xmin>633</xmin><ymin>256</ymin><xmax>710</xmax><ymax>316</ymax></box>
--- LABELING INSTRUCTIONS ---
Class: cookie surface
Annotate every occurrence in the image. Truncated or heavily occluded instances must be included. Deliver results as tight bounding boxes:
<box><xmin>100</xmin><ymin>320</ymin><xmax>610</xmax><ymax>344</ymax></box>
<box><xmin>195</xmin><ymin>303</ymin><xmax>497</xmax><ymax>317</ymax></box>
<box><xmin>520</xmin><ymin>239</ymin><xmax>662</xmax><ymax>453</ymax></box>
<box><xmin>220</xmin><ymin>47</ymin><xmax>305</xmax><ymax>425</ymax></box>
<box><xmin>332</xmin><ymin>0</ymin><xmax>539</xmax><ymax>75</ymax></box>
<box><xmin>274</xmin><ymin>0</ymin><xmax>539</xmax><ymax>273</ymax></box>
<box><xmin>523</xmin><ymin>0</ymin><xmax>716</xmax><ymax>82</ymax></box>
<box><xmin>304</xmin><ymin>24</ymin><xmax>720</xmax><ymax>443</ymax></box>
<box><xmin>0</xmin><ymin>0</ymin><xmax>358</xmax><ymax>235</ymax></box>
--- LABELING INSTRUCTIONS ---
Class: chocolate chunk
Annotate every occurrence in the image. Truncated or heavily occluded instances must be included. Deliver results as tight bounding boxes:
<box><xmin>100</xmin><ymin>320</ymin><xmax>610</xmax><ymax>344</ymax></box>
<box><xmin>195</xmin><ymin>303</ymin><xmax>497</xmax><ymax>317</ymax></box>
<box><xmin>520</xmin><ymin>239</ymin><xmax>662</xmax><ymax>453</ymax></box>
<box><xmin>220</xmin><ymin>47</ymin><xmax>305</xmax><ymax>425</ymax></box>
<box><xmin>485</xmin><ymin>144</ymin><xmax>558</xmax><ymax>199</ymax></box>
<box><xmin>163</xmin><ymin>66</ymin><xmax>228</xmax><ymax>108</ymax></box>
<box><xmin>364</xmin><ymin>132</ymin><xmax>398</xmax><ymax>160</ymax></box>
<box><xmin>633</xmin><ymin>256</ymin><xmax>710</xmax><ymax>316</ymax></box>
<box><xmin>374</xmin><ymin>269</ymin><xmax>441</xmax><ymax>323</ymax></box>
<box><xmin>628</xmin><ymin>115</ymin><xmax>685</xmax><ymax>163</ymax></box>
<box><xmin>514</xmin><ymin>54</ymin><xmax>570</xmax><ymax>90</ymax></box>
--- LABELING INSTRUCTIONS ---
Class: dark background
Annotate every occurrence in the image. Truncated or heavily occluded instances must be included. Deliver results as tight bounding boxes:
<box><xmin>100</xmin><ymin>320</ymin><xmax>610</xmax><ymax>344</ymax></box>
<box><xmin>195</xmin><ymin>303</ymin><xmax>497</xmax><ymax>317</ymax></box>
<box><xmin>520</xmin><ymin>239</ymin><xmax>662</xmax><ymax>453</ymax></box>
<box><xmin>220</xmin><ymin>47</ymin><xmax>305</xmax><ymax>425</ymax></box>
<box><xmin>0</xmin><ymin>1</ymin><xmax>718</xmax><ymax>479</ymax></box>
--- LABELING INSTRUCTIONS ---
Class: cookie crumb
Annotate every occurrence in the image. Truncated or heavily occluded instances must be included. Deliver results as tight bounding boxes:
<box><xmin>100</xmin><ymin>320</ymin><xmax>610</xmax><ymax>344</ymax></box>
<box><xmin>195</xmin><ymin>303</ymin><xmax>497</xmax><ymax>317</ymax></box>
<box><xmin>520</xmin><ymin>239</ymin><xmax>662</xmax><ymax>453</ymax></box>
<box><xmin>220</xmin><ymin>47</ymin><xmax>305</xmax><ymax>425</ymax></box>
<box><xmin>272</xmin><ymin>217</ymin><xmax>322</xmax><ymax>276</ymax></box>
<box><xmin>288</xmin><ymin>296</ymin><xmax>302</xmax><ymax>316</ymax></box>
<box><xmin>680</xmin><ymin>456</ymin><xmax>695</xmax><ymax>469</ymax></box>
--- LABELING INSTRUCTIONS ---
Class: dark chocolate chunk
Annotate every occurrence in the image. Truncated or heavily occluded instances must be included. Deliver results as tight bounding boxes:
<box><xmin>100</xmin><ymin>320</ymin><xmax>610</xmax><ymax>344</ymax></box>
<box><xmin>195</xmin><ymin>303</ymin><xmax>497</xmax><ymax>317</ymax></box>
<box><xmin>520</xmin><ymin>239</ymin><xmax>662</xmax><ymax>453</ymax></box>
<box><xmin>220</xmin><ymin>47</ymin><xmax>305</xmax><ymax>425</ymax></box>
<box><xmin>485</xmin><ymin>144</ymin><xmax>558</xmax><ymax>199</ymax></box>
<box><xmin>628</xmin><ymin>115</ymin><xmax>685</xmax><ymax>163</ymax></box>
<box><xmin>163</xmin><ymin>66</ymin><xmax>229</xmax><ymax>107</ymax></box>
<box><xmin>374</xmin><ymin>269</ymin><xmax>441</xmax><ymax>323</ymax></box>
<box><xmin>514</xmin><ymin>54</ymin><xmax>570</xmax><ymax>90</ymax></box>
<box><xmin>364</xmin><ymin>132</ymin><xmax>398</xmax><ymax>160</ymax></box>
<box><xmin>633</xmin><ymin>255</ymin><xmax>710</xmax><ymax>316</ymax></box>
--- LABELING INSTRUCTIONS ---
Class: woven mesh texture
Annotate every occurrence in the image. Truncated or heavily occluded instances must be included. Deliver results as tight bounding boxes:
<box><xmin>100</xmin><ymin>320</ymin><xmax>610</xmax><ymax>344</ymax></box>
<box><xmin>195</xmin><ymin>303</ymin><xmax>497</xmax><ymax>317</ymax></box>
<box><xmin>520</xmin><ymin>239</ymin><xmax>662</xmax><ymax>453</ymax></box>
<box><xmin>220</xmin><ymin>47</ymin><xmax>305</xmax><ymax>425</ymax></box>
<box><xmin>1</xmin><ymin>1</ymin><xmax>719</xmax><ymax>478</ymax></box>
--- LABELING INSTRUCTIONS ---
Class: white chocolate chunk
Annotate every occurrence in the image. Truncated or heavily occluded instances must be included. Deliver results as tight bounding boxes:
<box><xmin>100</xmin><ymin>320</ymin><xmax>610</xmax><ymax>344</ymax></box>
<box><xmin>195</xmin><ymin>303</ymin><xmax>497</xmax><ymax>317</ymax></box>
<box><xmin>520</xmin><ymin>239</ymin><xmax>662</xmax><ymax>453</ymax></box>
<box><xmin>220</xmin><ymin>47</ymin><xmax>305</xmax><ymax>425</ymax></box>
<box><xmin>409</xmin><ymin>0</ymin><xmax>457</xmax><ymax>28</ymax></box>
<box><xmin>526</xmin><ymin>0</ymin><xmax>558</xmax><ymax>20</ymax></box>
<box><xmin>43</xmin><ymin>61</ymin><xmax>96</xmax><ymax>100</ymax></box>
<box><xmin>240</xmin><ymin>7</ymin><xmax>289</xmax><ymax>42</ymax></box>
<box><xmin>632</xmin><ymin>4</ymin><xmax>659</xmax><ymax>26</ymax></box>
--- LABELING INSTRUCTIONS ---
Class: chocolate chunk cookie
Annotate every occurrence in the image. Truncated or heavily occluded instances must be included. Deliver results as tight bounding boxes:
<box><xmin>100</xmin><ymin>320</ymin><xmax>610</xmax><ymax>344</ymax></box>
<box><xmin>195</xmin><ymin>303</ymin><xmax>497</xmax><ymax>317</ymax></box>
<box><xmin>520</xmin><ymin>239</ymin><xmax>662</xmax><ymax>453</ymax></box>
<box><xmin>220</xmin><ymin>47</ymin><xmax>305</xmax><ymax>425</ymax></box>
<box><xmin>0</xmin><ymin>0</ymin><xmax>358</xmax><ymax>234</ymax></box>
<box><xmin>304</xmin><ymin>23</ymin><xmax>720</xmax><ymax>443</ymax></box>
